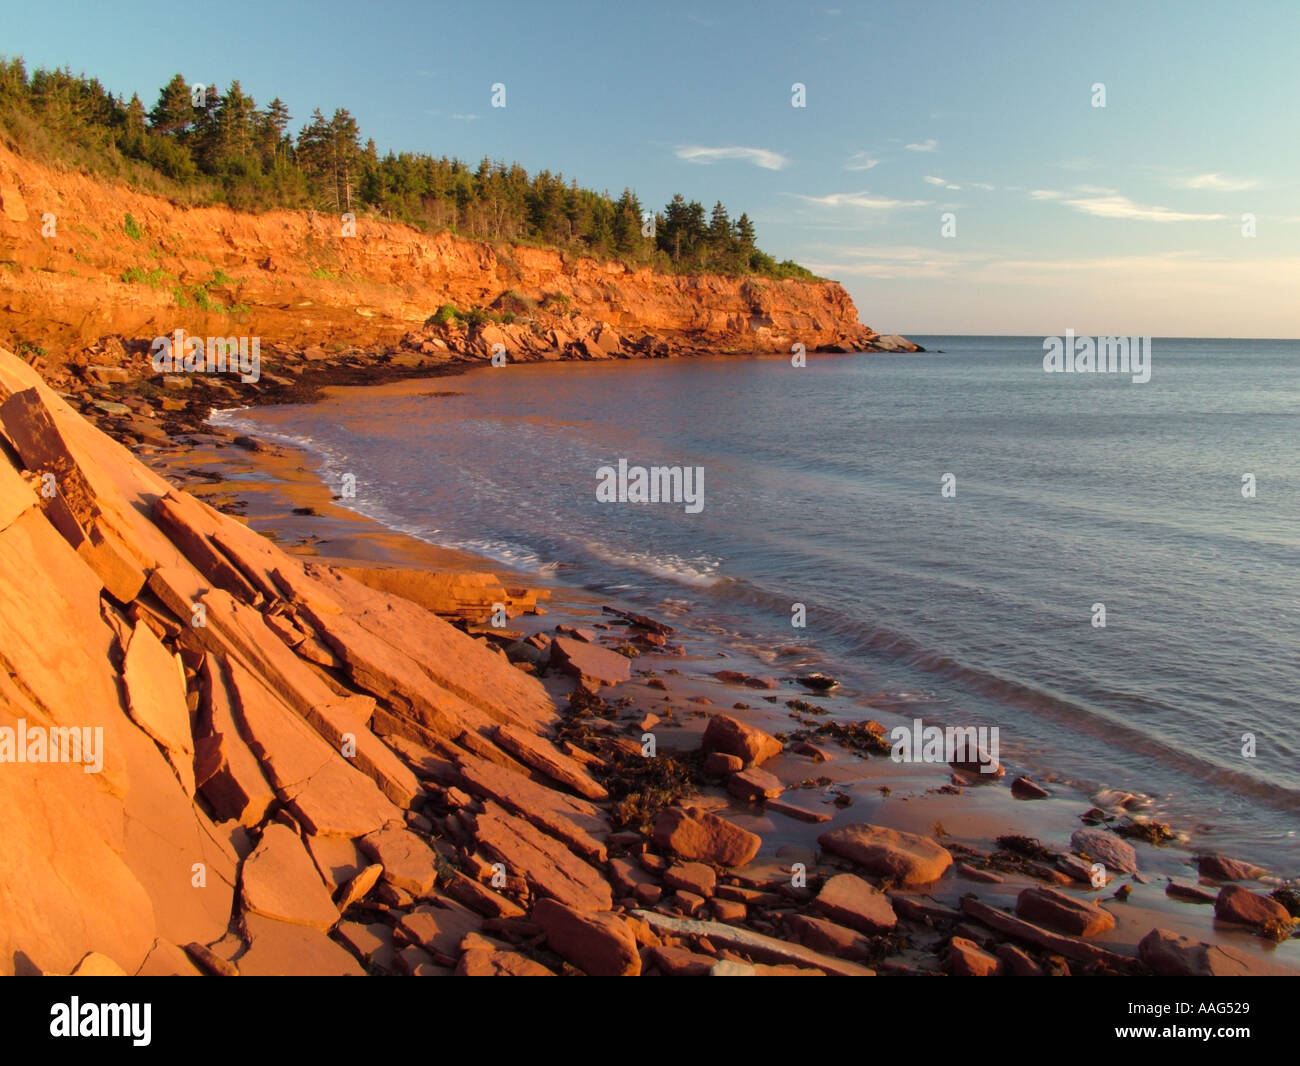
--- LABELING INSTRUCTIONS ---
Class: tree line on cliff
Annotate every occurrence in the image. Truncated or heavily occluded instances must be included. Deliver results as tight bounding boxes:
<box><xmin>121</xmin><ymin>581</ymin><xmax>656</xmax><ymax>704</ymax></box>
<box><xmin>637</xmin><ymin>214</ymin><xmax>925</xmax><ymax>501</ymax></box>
<box><xmin>0</xmin><ymin>58</ymin><xmax>816</xmax><ymax>280</ymax></box>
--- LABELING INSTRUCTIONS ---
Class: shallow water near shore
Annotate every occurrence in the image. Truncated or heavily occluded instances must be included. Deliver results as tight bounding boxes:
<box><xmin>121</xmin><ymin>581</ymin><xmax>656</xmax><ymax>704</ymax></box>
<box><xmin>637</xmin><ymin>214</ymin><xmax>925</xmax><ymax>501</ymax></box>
<box><xmin>211</xmin><ymin>336</ymin><xmax>1300</xmax><ymax>873</ymax></box>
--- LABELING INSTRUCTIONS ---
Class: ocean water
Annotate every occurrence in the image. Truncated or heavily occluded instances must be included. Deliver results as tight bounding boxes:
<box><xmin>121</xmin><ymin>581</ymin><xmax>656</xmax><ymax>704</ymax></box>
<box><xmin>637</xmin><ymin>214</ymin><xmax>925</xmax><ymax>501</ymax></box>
<box><xmin>212</xmin><ymin>336</ymin><xmax>1300</xmax><ymax>870</ymax></box>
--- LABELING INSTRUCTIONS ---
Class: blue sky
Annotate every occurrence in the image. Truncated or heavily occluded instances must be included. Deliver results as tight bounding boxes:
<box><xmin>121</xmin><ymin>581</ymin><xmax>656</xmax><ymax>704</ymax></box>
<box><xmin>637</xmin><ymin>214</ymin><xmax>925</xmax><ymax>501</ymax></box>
<box><xmin>3</xmin><ymin>0</ymin><xmax>1297</xmax><ymax>336</ymax></box>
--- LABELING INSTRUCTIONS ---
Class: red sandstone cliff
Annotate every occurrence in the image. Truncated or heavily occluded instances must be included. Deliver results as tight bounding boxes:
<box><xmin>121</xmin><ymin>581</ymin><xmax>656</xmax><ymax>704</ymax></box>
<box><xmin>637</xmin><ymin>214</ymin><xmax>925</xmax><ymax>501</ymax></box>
<box><xmin>0</xmin><ymin>140</ymin><xmax>913</xmax><ymax>377</ymax></box>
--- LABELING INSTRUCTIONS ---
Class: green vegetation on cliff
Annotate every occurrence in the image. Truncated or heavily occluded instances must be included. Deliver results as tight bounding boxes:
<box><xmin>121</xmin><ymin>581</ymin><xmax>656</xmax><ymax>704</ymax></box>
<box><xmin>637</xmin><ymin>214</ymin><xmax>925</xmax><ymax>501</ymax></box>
<box><xmin>0</xmin><ymin>57</ymin><xmax>817</xmax><ymax>280</ymax></box>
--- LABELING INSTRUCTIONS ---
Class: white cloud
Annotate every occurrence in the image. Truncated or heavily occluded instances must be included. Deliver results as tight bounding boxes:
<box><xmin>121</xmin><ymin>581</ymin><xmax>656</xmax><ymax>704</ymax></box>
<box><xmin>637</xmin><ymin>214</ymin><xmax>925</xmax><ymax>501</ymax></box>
<box><xmin>971</xmin><ymin>182</ymin><xmax>996</xmax><ymax>191</ymax></box>
<box><xmin>844</xmin><ymin>152</ymin><xmax>879</xmax><ymax>171</ymax></box>
<box><xmin>1030</xmin><ymin>186</ymin><xmax>1220</xmax><ymax>221</ymax></box>
<box><xmin>803</xmin><ymin>244</ymin><xmax>990</xmax><ymax>280</ymax></box>
<box><xmin>924</xmin><ymin>175</ymin><xmax>960</xmax><ymax>190</ymax></box>
<box><xmin>448</xmin><ymin>113</ymin><xmax>480</xmax><ymax>121</ymax></box>
<box><xmin>1061</xmin><ymin>193</ymin><xmax>1225</xmax><ymax>222</ymax></box>
<box><xmin>1174</xmin><ymin>172</ymin><xmax>1258</xmax><ymax>192</ymax></box>
<box><xmin>905</xmin><ymin>139</ymin><xmax>938</xmax><ymax>152</ymax></box>
<box><xmin>675</xmin><ymin>145</ymin><xmax>790</xmax><ymax>170</ymax></box>
<box><xmin>791</xmin><ymin>190</ymin><xmax>930</xmax><ymax>210</ymax></box>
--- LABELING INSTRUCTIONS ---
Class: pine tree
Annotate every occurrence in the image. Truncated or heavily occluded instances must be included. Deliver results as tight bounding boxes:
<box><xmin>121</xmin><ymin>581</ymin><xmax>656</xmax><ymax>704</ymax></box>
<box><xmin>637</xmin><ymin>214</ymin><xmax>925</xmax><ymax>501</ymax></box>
<box><xmin>328</xmin><ymin>109</ymin><xmax>361</xmax><ymax>213</ymax></box>
<box><xmin>660</xmin><ymin>193</ymin><xmax>690</xmax><ymax>261</ymax></box>
<box><xmin>121</xmin><ymin>93</ymin><xmax>147</xmax><ymax>156</ymax></box>
<box><xmin>212</xmin><ymin>80</ymin><xmax>256</xmax><ymax>171</ymax></box>
<box><xmin>736</xmin><ymin>212</ymin><xmax>756</xmax><ymax>249</ymax></box>
<box><xmin>255</xmin><ymin>97</ymin><xmax>291</xmax><ymax>170</ymax></box>
<box><xmin>684</xmin><ymin>199</ymin><xmax>707</xmax><ymax>258</ymax></box>
<box><xmin>611</xmin><ymin>188</ymin><xmax>643</xmax><ymax>255</ymax></box>
<box><xmin>148</xmin><ymin>73</ymin><xmax>194</xmax><ymax>137</ymax></box>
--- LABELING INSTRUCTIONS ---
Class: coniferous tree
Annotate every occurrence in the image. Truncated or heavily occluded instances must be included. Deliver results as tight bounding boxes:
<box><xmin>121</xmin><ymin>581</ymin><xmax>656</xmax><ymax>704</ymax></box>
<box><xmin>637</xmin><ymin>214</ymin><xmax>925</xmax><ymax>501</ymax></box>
<box><xmin>148</xmin><ymin>73</ymin><xmax>194</xmax><ymax>137</ymax></box>
<box><xmin>212</xmin><ymin>80</ymin><xmax>256</xmax><ymax>170</ymax></box>
<box><xmin>735</xmin><ymin>212</ymin><xmax>756</xmax><ymax>249</ymax></box>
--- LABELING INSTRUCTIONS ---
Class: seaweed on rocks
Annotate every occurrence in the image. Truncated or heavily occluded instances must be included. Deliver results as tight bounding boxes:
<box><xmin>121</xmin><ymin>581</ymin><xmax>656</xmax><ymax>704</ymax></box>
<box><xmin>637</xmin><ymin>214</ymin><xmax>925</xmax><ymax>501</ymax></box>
<box><xmin>555</xmin><ymin>689</ymin><xmax>702</xmax><ymax>833</ymax></box>
<box><xmin>1271</xmin><ymin>886</ymin><xmax>1300</xmax><ymax>919</ymax></box>
<box><xmin>985</xmin><ymin>834</ymin><xmax>1066</xmax><ymax>876</ymax></box>
<box><xmin>995</xmin><ymin>834</ymin><xmax>1057</xmax><ymax>861</ymax></box>
<box><xmin>1112</xmin><ymin>818</ymin><xmax>1176</xmax><ymax>845</ymax></box>
<box><xmin>788</xmin><ymin>719</ymin><xmax>892</xmax><ymax>756</ymax></box>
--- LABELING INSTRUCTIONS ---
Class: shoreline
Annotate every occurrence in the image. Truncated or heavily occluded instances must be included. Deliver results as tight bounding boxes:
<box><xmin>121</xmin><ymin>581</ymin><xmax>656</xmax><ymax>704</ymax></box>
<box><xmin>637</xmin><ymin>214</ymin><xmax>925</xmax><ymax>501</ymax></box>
<box><xmin>131</xmin><ymin>361</ymin><xmax>1300</xmax><ymax>976</ymax></box>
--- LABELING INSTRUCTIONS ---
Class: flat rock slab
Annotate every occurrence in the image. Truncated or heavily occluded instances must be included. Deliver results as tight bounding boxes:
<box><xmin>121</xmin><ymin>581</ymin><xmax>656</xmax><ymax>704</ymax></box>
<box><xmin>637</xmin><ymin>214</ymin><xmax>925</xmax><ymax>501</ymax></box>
<box><xmin>1016</xmin><ymin>886</ymin><xmax>1115</xmax><ymax>938</ymax></box>
<box><xmin>237</xmin><ymin>914</ymin><xmax>364</xmax><ymax>976</ymax></box>
<box><xmin>996</xmin><ymin>944</ymin><xmax>1043</xmax><ymax>977</ymax></box>
<box><xmin>135</xmin><ymin>939</ymin><xmax>203</xmax><ymax>977</ymax></box>
<box><xmin>398</xmin><ymin>901</ymin><xmax>483</xmax><ymax>957</ymax></box>
<box><xmin>818</xmin><ymin>823</ymin><xmax>953</xmax><ymax>886</ymax></box>
<box><xmin>335</xmin><ymin>864</ymin><xmax>383</xmax><ymax>912</ymax></box>
<box><xmin>359</xmin><ymin>825</ymin><xmax>440</xmax><ymax>898</ymax></box>
<box><xmin>533</xmin><ymin>898</ymin><xmax>641</xmax><ymax>976</ymax></box>
<box><xmin>946</xmin><ymin>936</ymin><xmax>999</xmax><ymax>976</ymax></box>
<box><xmin>813</xmin><ymin>873</ymin><xmax>898</xmax><ymax>934</ymax></box>
<box><xmin>240</xmin><ymin>823</ymin><xmax>339</xmax><ymax>931</ymax></box>
<box><xmin>222</xmin><ymin>654</ymin><xmax>334</xmax><ymax>789</ymax></box>
<box><xmin>283</xmin><ymin>757</ymin><xmax>403</xmax><ymax>839</ymax></box>
<box><xmin>663</xmin><ymin>862</ymin><xmax>717</xmax><ymax>898</ymax></box>
<box><xmin>549</xmin><ymin>636</ymin><xmax>631</xmax><ymax>690</ymax></box>
<box><xmin>335</xmin><ymin>920</ymin><xmax>398</xmax><ymax>972</ymax></box>
<box><xmin>1197</xmin><ymin>855</ymin><xmax>1268</xmax><ymax>882</ymax></box>
<box><xmin>492</xmin><ymin>723</ymin><xmax>608</xmax><ymax>800</ymax></box>
<box><xmin>226</xmin><ymin>657</ymin><xmax>400</xmax><ymax>838</ymax></box>
<box><xmin>609</xmin><ymin>858</ymin><xmax>660</xmax><ymax>898</ymax></box>
<box><xmin>766</xmin><ymin>797</ymin><xmax>831</xmax><ymax>823</ymax></box>
<box><xmin>1214</xmin><ymin>884</ymin><xmax>1293</xmax><ymax>928</ymax></box>
<box><xmin>456</xmin><ymin>750</ymin><xmax>607</xmax><ymax>863</ymax></box>
<box><xmin>303</xmin><ymin>834</ymin><xmax>369</xmax><ymax>892</ymax></box>
<box><xmin>1070</xmin><ymin>828</ymin><xmax>1139</xmax><ymax>875</ymax></box>
<box><xmin>473</xmin><ymin>801</ymin><xmax>612</xmax><ymax>911</ymax></box>
<box><xmin>122</xmin><ymin>620</ymin><xmax>195</xmax><ymax>795</ymax></box>
<box><xmin>785</xmin><ymin>913</ymin><xmax>873</xmax><ymax>961</ymax></box>
<box><xmin>701</xmin><ymin>714</ymin><xmax>782</xmax><ymax>766</ymax></box>
<box><xmin>69</xmin><ymin>952</ymin><xmax>130</xmax><ymax>976</ymax></box>
<box><xmin>1165</xmin><ymin>881</ymin><xmax>1216</xmax><ymax>904</ymax></box>
<box><xmin>302</xmin><ymin>697</ymin><xmax>419</xmax><ymax>809</ymax></box>
<box><xmin>196</xmin><ymin>657</ymin><xmax>274</xmax><ymax>826</ymax></box>
<box><xmin>961</xmin><ymin>897</ymin><xmax>1136</xmax><ymax>972</ymax></box>
<box><xmin>303</xmin><ymin>564</ymin><xmax>553</xmax><ymax>732</ymax></box>
<box><xmin>727</xmin><ymin>766</ymin><xmax>783</xmax><ymax>801</ymax></box>
<box><xmin>1138</xmin><ymin>928</ymin><xmax>1269</xmax><ymax>977</ymax></box>
<box><xmin>457</xmin><ymin>948</ymin><xmax>555</xmax><ymax>976</ymax></box>
<box><xmin>649</xmin><ymin>944</ymin><xmax>716</xmax><ymax>976</ymax></box>
<box><xmin>632</xmin><ymin>910</ymin><xmax>875</xmax><ymax>977</ymax></box>
<box><xmin>442</xmin><ymin>868</ymin><xmax>526</xmax><ymax>919</ymax></box>
<box><xmin>704</xmin><ymin>752</ymin><xmax>744</xmax><ymax>775</ymax></box>
<box><xmin>653</xmin><ymin>807</ymin><xmax>761</xmax><ymax>868</ymax></box>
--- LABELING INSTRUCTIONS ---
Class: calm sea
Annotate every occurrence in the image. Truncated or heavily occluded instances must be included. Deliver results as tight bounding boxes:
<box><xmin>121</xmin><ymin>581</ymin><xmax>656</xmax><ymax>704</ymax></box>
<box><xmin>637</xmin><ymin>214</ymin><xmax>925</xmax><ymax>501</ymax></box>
<box><xmin>213</xmin><ymin>336</ymin><xmax>1300</xmax><ymax>870</ymax></box>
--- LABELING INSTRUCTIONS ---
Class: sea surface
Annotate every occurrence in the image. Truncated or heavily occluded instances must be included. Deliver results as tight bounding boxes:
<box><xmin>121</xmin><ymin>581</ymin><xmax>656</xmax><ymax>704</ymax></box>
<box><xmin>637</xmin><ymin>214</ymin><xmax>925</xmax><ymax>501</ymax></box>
<box><xmin>212</xmin><ymin>336</ymin><xmax>1300</xmax><ymax>870</ymax></box>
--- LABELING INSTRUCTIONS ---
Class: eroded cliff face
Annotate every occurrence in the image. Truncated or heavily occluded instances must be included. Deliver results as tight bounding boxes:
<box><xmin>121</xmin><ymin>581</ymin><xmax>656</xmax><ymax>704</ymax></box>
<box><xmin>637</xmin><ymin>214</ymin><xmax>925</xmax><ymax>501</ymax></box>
<box><xmin>0</xmin><ymin>140</ymin><xmax>905</xmax><ymax>376</ymax></box>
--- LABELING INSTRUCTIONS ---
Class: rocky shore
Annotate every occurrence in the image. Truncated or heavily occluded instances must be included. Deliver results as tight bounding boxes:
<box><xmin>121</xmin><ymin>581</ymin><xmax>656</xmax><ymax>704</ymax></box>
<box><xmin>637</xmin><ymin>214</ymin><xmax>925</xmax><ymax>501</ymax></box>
<box><xmin>2</xmin><ymin>341</ymin><xmax>1297</xmax><ymax>978</ymax></box>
